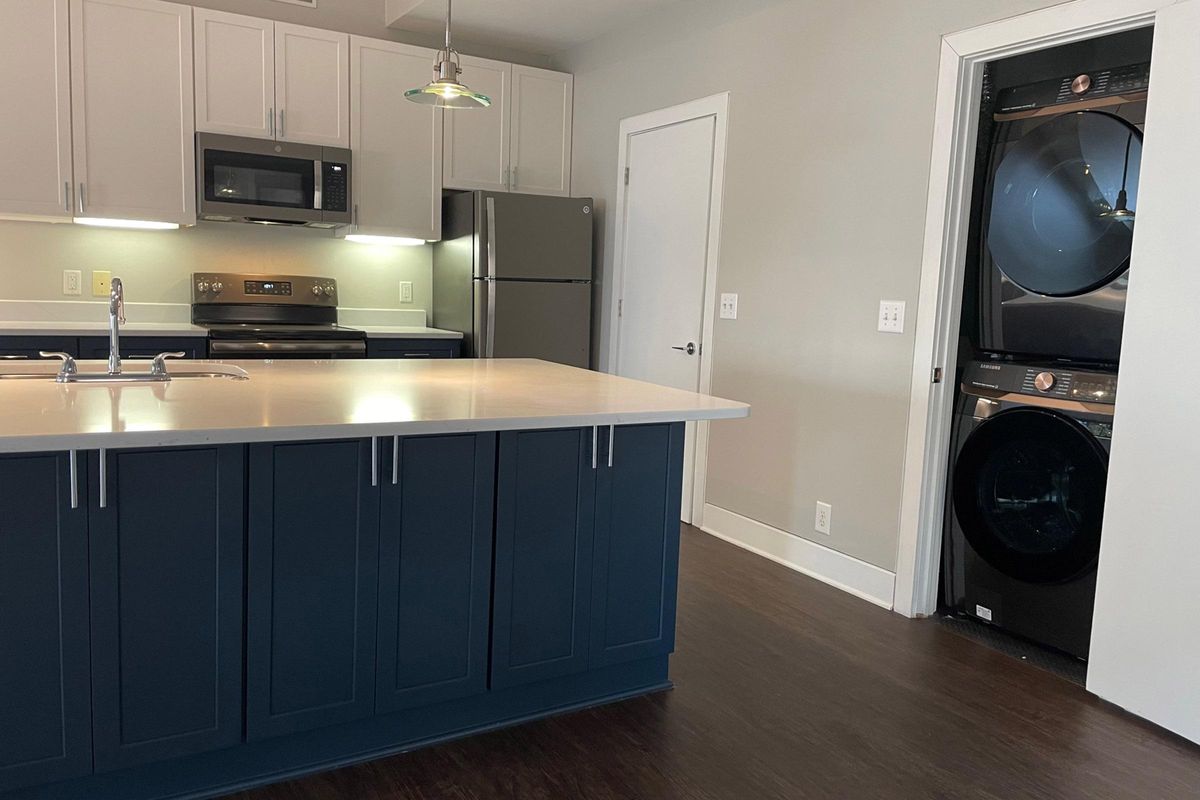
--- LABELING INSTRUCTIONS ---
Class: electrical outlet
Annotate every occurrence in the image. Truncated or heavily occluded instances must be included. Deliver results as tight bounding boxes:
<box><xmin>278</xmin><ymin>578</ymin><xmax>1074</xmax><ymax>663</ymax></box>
<box><xmin>720</xmin><ymin>293</ymin><xmax>738</xmax><ymax>320</ymax></box>
<box><xmin>92</xmin><ymin>270</ymin><xmax>112</xmax><ymax>297</ymax></box>
<box><xmin>63</xmin><ymin>270</ymin><xmax>82</xmax><ymax>296</ymax></box>
<box><xmin>878</xmin><ymin>300</ymin><xmax>906</xmax><ymax>334</ymax></box>
<box><xmin>399</xmin><ymin>281</ymin><xmax>413</xmax><ymax>304</ymax></box>
<box><xmin>814</xmin><ymin>501</ymin><xmax>832</xmax><ymax>535</ymax></box>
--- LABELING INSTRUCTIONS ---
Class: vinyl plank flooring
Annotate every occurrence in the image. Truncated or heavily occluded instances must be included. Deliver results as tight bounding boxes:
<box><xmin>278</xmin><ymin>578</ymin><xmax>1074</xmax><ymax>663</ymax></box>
<box><xmin>231</xmin><ymin>525</ymin><xmax>1200</xmax><ymax>800</ymax></box>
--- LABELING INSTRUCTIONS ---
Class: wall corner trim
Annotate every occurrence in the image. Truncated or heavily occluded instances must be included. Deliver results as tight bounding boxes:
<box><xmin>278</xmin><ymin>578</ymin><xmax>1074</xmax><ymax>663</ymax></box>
<box><xmin>700</xmin><ymin>504</ymin><xmax>896</xmax><ymax>610</ymax></box>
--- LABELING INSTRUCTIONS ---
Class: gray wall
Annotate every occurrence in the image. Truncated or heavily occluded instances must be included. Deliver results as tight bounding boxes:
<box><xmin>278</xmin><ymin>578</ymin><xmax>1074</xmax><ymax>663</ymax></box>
<box><xmin>560</xmin><ymin>0</ymin><xmax>1060</xmax><ymax>571</ymax></box>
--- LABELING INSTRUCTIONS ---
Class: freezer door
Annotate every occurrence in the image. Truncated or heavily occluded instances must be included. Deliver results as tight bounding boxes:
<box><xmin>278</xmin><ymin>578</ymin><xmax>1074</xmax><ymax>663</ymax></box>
<box><xmin>479</xmin><ymin>193</ymin><xmax>594</xmax><ymax>281</ymax></box>
<box><xmin>475</xmin><ymin>280</ymin><xmax>591</xmax><ymax>368</ymax></box>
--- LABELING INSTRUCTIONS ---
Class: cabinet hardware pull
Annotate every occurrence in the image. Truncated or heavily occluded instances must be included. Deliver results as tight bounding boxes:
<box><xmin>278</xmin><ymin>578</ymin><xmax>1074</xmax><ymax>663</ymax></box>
<box><xmin>371</xmin><ymin>437</ymin><xmax>378</xmax><ymax>487</ymax></box>
<box><xmin>98</xmin><ymin>448</ymin><xmax>107</xmax><ymax>509</ymax></box>
<box><xmin>69</xmin><ymin>450</ymin><xmax>78</xmax><ymax>509</ymax></box>
<box><xmin>64</xmin><ymin>181</ymin><xmax>70</xmax><ymax>213</ymax></box>
<box><xmin>268</xmin><ymin>106</ymin><xmax>275</xmax><ymax>137</ymax></box>
<box><xmin>78</xmin><ymin>182</ymin><xmax>86</xmax><ymax>215</ymax></box>
<box><xmin>279</xmin><ymin>109</ymin><xmax>285</xmax><ymax>138</ymax></box>
<box><xmin>511</xmin><ymin>166</ymin><xmax>517</xmax><ymax>189</ymax></box>
<box><xmin>591</xmin><ymin>426</ymin><xmax>598</xmax><ymax>470</ymax></box>
<box><xmin>392</xmin><ymin>435</ymin><xmax>399</xmax><ymax>485</ymax></box>
<box><xmin>607</xmin><ymin>425</ymin><xmax>615</xmax><ymax>468</ymax></box>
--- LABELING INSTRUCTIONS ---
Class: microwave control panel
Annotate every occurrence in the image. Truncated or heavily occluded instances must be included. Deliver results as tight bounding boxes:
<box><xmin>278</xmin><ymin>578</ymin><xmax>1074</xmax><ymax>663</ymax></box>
<box><xmin>322</xmin><ymin>162</ymin><xmax>348</xmax><ymax>213</ymax></box>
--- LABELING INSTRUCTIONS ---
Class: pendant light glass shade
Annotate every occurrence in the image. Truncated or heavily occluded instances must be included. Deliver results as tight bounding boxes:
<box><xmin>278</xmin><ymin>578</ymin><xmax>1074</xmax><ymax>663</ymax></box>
<box><xmin>405</xmin><ymin>0</ymin><xmax>491</xmax><ymax>109</ymax></box>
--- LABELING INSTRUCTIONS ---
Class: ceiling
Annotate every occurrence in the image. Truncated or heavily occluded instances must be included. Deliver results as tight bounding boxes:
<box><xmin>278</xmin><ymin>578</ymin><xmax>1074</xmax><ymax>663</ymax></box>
<box><xmin>386</xmin><ymin>0</ymin><xmax>677</xmax><ymax>55</ymax></box>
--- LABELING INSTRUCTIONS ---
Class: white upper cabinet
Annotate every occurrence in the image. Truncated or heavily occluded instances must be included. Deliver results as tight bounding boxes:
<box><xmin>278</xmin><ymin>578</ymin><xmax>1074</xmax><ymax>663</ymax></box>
<box><xmin>349</xmin><ymin>37</ymin><xmax>442</xmax><ymax>241</ymax></box>
<box><xmin>443</xmin><ymin>56</ymin><xmax>511</xmax><ymax>192</ymax></box>
<box><xmin>510</xmin><ymin>65</ymin><xmax>573</xmax><ymax>196</ymax></box>
<box><xmin>274</xmin><ymin>23</ymin><xmax>349</xmax><ymax>148</ymax></box>
<box><xmin>443</xmin><ymin>58</ymin><xmax>573</xmax><ymax>196</ymax></box>
<box><xmin>194</xmin><ymin>9</ymin><xmax>273</xmax><ymax>139</ymax></box>
<box><xmin>70</xmin><ymin>0</ymin><xmax>196</xmax><ymax>225</ymax></box>
<box><xmin>0</xmin><ymin>0</ymin><xmax>73</xmax><ymax>221</ymax></box>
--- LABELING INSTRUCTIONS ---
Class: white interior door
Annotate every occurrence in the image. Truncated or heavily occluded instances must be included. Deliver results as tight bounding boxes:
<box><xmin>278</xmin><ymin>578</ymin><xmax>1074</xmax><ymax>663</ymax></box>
<box><xmin>615</xmin><ymin>115</ymin><xmax>717</xmax><ymax>522</ymax></box>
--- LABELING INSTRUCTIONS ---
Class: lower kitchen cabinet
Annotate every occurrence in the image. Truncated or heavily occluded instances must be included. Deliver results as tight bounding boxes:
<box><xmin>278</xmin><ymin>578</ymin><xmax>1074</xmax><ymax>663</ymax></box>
<box><xmin>246</xmin><ymin>439</ymin><xmax>381</xmax><ymax>740</ymax></box>
<box><xmin>0</xmin><ymin>336</ymin><xmax>78</xmax><ymax>359</ymax></box>
<box><xmin>0</xmin><ymin>452</ymin><xmax>92</xmax><ymax>794</ymax></box>
<box><xmin>591</xmin><ymin>423</ymin><xmax>685</xmax><ymax>667</ymax></box>
<box><xmin>366</xmin><ymin>338</ymin><xmax>462</xmax><ymax>359</ymax></box>
<box><xmin>491</xmin><ymin>427</ymin><xmax>597</xmax><ymax>689</ymax></box>
<box><xmin>78</xmin><ymin>336</ymin><xmax>206</xmax><ymax>360</ymax></box>
<box><xmin>88</xmin><ymin>446</ymin><xmax>245</xmax><ymax>772</ymax></box>
<box><xmin>375</xmin><ymin>434</ymin><xmax>495</xmax><ymax>713</ymax></box>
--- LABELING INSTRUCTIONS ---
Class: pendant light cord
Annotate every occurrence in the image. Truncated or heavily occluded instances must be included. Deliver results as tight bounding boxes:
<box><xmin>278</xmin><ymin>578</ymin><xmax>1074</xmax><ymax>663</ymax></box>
<box><xmin>445</xmin><ymin>0</ymin><xmax>453</xmax><ymax>54</ymax></box>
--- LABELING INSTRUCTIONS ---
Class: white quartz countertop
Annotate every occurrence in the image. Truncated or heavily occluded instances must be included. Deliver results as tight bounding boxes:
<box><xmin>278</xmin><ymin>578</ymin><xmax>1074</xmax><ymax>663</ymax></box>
<box><xmin>0</xmin><ymin>321</ymin><xmax>209</xmax><ymax>337</ymax></box>
<box><xmin>0</xmin><ymin>358</ymin><xmax>748</xmax><ymax>453</ymax></box>
<box><xmin>355</xmin><ymin>326</ymin><xmax>463</xmax><ymax>339</ymax></box>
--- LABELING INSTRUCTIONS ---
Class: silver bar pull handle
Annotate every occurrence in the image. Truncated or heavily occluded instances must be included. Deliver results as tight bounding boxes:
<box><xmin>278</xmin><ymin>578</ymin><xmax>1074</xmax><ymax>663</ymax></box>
<box><xmin>78</xmin><ymin>182</ymin><xmax>86</xmax><ymax>215</ymax></box>
<box><xmin>69</xmin><ymin>450</ymin><xmax>79</xmax><ymax>510</ymax></box>
<box><xmin>64</xmin><ymin>181</ymin><xmax>70</xmax><ymax>213</ymax></box>
<box><xmin>370</xmin><ymin>437</ymin><xmax>378</xmax><ymax>487</ymax></box>
<box><xmin>392</xmin><ymin>435</ymin><xmax>399</xmax><ymax>485</ymax></box>
<box><xmin>591</xmin><ymin>426</ymin><xmax>598</xmax><ymax>470</ymax></box>
<box><xmin>279</xmin><ymin>108</ymin><xmax>285</xmax><ymax>139</ymax></box>
<box><xmin>607</xmin><ymin>425</ymin><xmax>615</xmax><ymax>468</ymax></box>
<box><xmin>268</xmin><ymin>106</ymin><xmax>274</xmax><ymax>137</ymax></box>
<box><xmin>313</xmin><ymin>161</ymin><xmax>323</xmax><ymax>210</ymax></box>
<box><xmin>98</xmin><ymin>448</ymin><xmax>108</xmax><ymax>509</ymax></box>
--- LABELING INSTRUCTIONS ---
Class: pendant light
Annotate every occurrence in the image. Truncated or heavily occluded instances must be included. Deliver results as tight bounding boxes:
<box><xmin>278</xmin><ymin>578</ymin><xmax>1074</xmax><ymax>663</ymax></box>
<box><xmin>404</xmin><ymin>0</ymin><xmax>491</xmax><ymax>109</ymax></box>
<box><xmin>1100</xmin><ymin>132</ymin><xmax>1136</xmax><ymax>223</ymax></box>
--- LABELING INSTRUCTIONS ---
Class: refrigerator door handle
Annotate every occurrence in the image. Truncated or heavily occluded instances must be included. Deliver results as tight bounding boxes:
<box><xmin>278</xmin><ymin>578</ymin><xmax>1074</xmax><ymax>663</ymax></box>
<box><xmin>485</xmin><ymin>195</ymin><xmax>499</xmax><ymax>281</ymax></box>
<box><xmin>485</xmin><ymin>277</ymin><xmax>497</xmax><ymax>358</ymax></box>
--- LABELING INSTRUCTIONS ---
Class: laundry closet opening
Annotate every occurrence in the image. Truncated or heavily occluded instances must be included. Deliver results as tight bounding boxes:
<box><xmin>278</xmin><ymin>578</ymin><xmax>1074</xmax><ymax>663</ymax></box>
<box><xmin>937</xmin><ymin>26</ymin><xmax>1154</xmax><ymax>672</ymax></box>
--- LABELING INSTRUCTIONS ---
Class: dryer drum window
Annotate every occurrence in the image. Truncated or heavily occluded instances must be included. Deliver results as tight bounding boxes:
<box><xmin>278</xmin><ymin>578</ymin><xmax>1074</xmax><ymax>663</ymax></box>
<box><xmin>987</xmin><ymin>111</ymin><xmax>1142</xmax><ymax>298</ymax></box>
<box><xmin>953</xmin><ymin>407</ymin><xmax>1108</xmax><ymax>583</ymax></box>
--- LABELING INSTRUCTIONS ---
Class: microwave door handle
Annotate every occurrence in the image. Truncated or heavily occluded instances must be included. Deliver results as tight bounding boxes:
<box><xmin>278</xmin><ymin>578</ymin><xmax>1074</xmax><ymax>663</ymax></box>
<box><xmin>313</xmin><ymin>160</ymin><xmax>323</xmax><ymax>211</ymax></box>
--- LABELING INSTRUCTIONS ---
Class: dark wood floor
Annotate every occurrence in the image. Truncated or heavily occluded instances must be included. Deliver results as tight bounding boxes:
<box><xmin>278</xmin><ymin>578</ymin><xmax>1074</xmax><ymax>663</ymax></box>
<box><xmin>234</xmin><ymin>526</ymin><xmax>1200</xmax><ymax>800</ymax></box>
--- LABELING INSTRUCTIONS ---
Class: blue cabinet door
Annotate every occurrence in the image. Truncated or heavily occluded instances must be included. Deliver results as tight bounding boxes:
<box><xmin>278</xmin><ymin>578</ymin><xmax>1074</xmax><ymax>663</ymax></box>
<box><xmin>78</xmin><ymin>336</ymin><xmax>206</xmax><ymax>360</ymax></box>
<box><xmin>591</xmin><ymin>423</ymin><xmax>686</xmax><ymax>668</ymax></box>
<box><xmin>0</xmin><ymin>453</ymin><xmax>92</xmax><ymax>794</ymax></box>
<box><xmin>366</xmin><ymin>338</ymin><xmax>462</xmax><ymax>359</ymax></box>
<box><xmin>376</xmin><ymin>434</ymin><xmax>495</xmax><ymax>714</ymax></box>
<box><xmin>88</xmin><ymin>446</ymin><xmax>245</xmax><ymax>772</ymax></box>
<box><xmin>0</xmin><ymin>336</ymin><xmax>78</xmax><ymax>359</ymax></box>
<box><xmin>247</xmin><ymin>439</ymin><xmax>380</xmax><ymax>740</ymax></box>
<box><xmin>492</xmin><ymin>428</ymin><xmax>596</xmax><ymax>689</ymax></box>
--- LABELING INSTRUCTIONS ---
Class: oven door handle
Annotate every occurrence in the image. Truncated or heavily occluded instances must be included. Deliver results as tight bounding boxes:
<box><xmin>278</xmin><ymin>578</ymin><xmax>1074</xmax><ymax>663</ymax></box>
<box><xmin>209</xmin><ymin>340</ymin><xmax>366</xmax><ymax>355</ymax></box>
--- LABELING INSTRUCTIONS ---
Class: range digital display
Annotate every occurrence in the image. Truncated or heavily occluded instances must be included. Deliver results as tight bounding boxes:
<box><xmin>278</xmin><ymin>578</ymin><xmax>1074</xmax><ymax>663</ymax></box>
<box><xmin>245</xmin><ymin>280</ymin><xmax>292</xmax><ymax>296</ymax></box>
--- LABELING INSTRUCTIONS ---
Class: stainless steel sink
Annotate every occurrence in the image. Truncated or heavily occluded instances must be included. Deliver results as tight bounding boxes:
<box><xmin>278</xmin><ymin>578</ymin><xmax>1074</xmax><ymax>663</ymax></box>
<box><xmin>0</xmin><ymin>364</ymin><xmax>250</xmax><ymax>382</ymax></box>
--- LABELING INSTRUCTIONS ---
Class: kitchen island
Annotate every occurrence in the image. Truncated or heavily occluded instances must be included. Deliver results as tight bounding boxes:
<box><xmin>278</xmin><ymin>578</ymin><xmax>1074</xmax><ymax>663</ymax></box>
<box><xmin>0</xmin><ymin>359</ymin><xmax>747</xmax><ymax>800</ymax></box>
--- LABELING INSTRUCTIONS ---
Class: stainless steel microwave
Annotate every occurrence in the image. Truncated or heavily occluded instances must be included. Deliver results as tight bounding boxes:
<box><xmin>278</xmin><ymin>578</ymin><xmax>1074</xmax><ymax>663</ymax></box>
<box><xmin>196</xmin><ymin>133</ymin><xmax>351</xmax><ymax>228</ymax></box>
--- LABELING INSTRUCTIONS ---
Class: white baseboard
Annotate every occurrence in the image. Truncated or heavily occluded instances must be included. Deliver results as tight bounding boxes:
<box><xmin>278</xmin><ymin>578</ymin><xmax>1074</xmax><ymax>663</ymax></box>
<box><xmin>700</xmin><ymin>503</ymin><xmax>896</xmax><ymax>609</ymax></box>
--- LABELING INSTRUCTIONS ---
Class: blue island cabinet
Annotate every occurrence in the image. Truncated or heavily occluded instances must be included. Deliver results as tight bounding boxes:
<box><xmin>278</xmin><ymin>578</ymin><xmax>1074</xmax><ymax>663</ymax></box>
<box><xmin>490</xmin><ymin>422</ymin><xmax>685</xmax><ymax>689</ymax></box>
<box><xmin>0</xmin><ymin>453</ymin><xmax>92</xmax><ymax>794</ymax></box>
<box><xmin>88</xmin><ymin>446</ymin><xmax>245</xmax><ymax>772</ymax></box>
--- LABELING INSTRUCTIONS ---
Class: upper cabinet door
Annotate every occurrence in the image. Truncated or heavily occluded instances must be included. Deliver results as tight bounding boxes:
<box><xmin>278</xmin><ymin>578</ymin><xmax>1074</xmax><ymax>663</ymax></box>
<box><xmin>274</xmin><ymin>23</ymin><xmax>349</xmax><ymax>147</ymax></box>
<box><xmin>0</xmin><ymin>0</ymin><xmax>72</xmax><ymax>222</ymax></box>
<box><xmin>443</xmin><ymin>56</ymin><xmax>510</xmax><ymax>192</ymax></box>
<box><xmin>69</xmin><ymin>0</ymin><xmax>196</xmax><ymax>225</ymax></box>
<box><xmin>194</xmin><ymin>9</ymin><xmax>273</xmax><ymax>139</ymax></box>
<box><xmin>510</xmin><ymin>65</ymin><xmax>573</xmax><ymax>196</ymax></box>
<box><xmin>350</xmin><ymin>37</ymin><xmax>442</xmax><ymax>241</ymax></box>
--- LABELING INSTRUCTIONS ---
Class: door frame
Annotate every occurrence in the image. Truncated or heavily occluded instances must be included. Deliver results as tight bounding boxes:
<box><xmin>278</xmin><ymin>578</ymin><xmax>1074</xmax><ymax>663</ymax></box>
<box><xmin>607</xmin><ymin>92</ymin><xmax>729</xmax><ymax>525</ymax></box>
<box><xmin>893</xmin><ymin>0</ymin><xmax>1169</xmax><ymax>618</ymax></box>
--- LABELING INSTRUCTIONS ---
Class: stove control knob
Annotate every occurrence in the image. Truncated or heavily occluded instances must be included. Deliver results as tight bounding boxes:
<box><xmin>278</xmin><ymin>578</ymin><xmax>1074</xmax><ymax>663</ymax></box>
<box><xmin>1071</xmin><ymin>74</ymin><xmax>1092</xmax><ymax>95</ymax></box>
<box><xmin>323</xmin><ymin>285</ymin><xmax>335</xmax><ymax>297</ymax></box>
<box><xmin>311</xmin><ymin>285</ymin><xmax>323</xmax><ymax>296</ymax></box>
<box><xmin>211</xmin><ymin>281</ymin><xmax>223</xmax><ymax>293</ymax></box>
<box><xmin>197</xmin><ymin>281</ymin><xmax>210</xmax><ymax>293</ymax></box>
<box><xmin>1034</xmin><ymin>372</ymin><xmax>1057</xmax><ymax>392</ymax></box>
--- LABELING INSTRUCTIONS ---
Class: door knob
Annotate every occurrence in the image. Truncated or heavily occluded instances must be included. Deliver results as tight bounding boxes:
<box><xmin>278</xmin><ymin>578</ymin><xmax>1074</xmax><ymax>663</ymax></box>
<box><xmin>671</xmin><ymin>342</ymin><xmax>697</xmax><ymax>356</ymax></box>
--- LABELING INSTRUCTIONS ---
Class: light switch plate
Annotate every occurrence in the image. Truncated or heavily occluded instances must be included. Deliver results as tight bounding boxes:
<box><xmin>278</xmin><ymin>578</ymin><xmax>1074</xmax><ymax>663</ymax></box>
<box><xmin>815</xmin><ymin>501</ymin><xmax>832</xmax><ymax>535</ymax></box>
<box><xmin>63</xmin><ymin>270</ymin><xmax>82</xmax><ymax>296</ymax></box>
<box><xmin>720</xmin><ymin>293</ymin><xmax>738</xmax><ymax>320</ymax></box>
<box><xmin>399</xmin><ymin>281</ymin><xmax>413</xmax><ymax>304</ymax></box>
<box><xmin>878</xmin><ymin>300</ymin><xmax>905</xmax><ymax>334</ymax></box>
<box><xmin>92</xmin><ymin>270</ymin><xmax>112</xmax><ymax>298</ymax></box>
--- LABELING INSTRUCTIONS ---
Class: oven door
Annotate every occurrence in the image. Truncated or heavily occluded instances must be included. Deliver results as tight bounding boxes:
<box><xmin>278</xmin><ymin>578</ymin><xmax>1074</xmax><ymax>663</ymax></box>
<box><xmin>208</xmin><ymin>340</ymin><xmax>367</xmax><ymax>359</ymax></box>
<box><xmin>197</xmin><ymin>134</ymin><xmax>322</xmax><ymax>224</ymax></box>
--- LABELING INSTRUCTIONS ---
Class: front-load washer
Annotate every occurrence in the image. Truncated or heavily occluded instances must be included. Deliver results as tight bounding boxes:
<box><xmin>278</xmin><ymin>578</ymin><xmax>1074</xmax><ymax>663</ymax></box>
<box><xmin>942</xmin><ymin>359</ymin><xmax>1117</xmax><ymax>660</ymax></box>
<box><xmin>978</xmin><ymin>63</ymin><xmax>1149</xmax><ymax>366</ymax></box>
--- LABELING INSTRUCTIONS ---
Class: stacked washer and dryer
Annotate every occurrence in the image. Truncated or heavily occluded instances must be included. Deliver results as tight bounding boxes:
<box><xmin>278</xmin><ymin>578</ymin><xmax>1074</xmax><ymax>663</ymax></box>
<box><xmin>941</xmin><ymin>56</ymin><xmax>1150</xmax><ymax>661</ymax></box>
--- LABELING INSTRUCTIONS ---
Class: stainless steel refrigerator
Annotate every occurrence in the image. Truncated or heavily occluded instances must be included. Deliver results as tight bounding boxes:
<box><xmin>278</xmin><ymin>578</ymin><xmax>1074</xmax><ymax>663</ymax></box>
<box><xmin>432</xmin><ymin>191</ymin><xmax>593</xmax><ymax>368</ymax></box>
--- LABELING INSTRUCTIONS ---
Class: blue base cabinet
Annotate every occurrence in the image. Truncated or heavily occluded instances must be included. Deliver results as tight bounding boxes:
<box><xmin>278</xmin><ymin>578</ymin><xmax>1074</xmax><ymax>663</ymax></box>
<box><xmin>376</xmin><ymin>434</ymin><xmax>496</xmax><ymax>713</ymax></box>
<box><xmin>0</xmin><ymin>424</ymin><xmax>686</xmax><ymax>800</ymax></box>
<box><xmin>78</xmin><ymin>336</ymin><xmax>206</xmax><ymax>360</ymax></box>
<box><xmin>366</xmin><ymin>338</ymin><xmax>462</xmax><ymax>359</ymax></box>
<box><xmin>0</xmin><ymin>453</ymin><xmax>92</xmax><ymax>795</ymax></box>
<box><xmin>88</xmin><ymin>447</ymin><xmax>245</xmax><ymax>772</ymax></box>
<box><xmin>246</xmin><ymin>439</ymin><xmax>381</xmax><ymax>740</ymax></box>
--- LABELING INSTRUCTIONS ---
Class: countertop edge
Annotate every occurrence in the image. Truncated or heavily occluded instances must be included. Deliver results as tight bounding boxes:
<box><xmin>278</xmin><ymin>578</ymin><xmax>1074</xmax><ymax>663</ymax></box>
<box><xmin>0</xmin><ymin>407</ymin><xmax>749</xmax><ymax>455</ymax></box>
